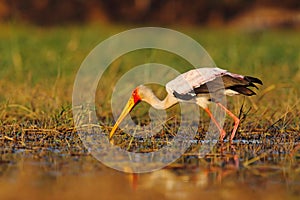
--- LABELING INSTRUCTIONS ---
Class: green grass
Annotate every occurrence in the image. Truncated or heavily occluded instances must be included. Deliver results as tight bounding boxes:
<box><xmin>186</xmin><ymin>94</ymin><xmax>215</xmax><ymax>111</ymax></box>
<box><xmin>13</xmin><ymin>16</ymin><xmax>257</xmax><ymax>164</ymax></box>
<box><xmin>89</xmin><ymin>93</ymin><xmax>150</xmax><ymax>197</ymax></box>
<box><xmin>0</xmin><ymin>23</ymin><xmax>299</xmax><ymax>161</ymax></box>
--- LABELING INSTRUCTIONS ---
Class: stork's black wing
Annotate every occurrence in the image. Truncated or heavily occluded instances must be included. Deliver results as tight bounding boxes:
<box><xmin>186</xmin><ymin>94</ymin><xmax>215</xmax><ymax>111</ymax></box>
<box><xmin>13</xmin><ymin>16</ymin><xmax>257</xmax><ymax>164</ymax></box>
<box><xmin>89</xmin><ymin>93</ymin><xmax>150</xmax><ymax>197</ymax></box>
<box><xmin>194</xmin><ymin>75</ymin><xmax>263</xmax><ymax>96</ymax></box>
<box><xmin>173</xmin><ymin>74</ymin><xmax>263</xmax><ymax>100</ymax></box>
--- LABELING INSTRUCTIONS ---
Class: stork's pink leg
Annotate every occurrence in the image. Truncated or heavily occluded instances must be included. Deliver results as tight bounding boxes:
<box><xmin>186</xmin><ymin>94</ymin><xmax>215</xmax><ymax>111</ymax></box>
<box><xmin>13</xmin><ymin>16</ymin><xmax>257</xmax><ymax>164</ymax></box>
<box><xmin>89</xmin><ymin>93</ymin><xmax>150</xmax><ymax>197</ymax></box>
<box><xmin>204</xmin><ymin>108</ymin><xmax>226</xmax><ymax>141</ymax></box>
<box><xmin>216</xmin><ymin>103</ymin><xmax>240</xmax><ymax>141</ymax></box>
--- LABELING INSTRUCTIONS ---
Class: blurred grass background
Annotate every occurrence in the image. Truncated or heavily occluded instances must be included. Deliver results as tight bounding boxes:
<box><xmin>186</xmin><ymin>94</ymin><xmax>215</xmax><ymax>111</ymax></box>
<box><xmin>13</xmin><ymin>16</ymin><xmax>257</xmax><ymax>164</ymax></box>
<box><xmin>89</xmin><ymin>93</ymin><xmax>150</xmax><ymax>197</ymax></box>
<box><xmin>1</xmin><ymin>25</ymin><xmax>299</xmax><ymax>103</ymax></box>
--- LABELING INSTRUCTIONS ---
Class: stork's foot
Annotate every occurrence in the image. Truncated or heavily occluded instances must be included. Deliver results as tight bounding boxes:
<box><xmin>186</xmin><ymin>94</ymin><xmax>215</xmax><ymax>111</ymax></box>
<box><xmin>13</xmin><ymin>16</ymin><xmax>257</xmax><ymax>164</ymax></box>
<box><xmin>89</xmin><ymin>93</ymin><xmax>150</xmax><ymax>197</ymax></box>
<box><xmin>220</xmin><ymin>129</ymin><xmax>226</xmax><ymax>141</ymax></box>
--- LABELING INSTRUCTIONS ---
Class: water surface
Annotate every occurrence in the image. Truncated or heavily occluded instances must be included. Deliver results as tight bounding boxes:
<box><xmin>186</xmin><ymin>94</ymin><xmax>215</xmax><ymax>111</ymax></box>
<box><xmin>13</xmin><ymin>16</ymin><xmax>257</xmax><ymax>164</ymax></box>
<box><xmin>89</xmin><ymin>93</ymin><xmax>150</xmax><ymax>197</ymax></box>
<box><xmin>0</xmin><ymin>148</ymin><xmax>299</xmax><ymax>200</ymax></box>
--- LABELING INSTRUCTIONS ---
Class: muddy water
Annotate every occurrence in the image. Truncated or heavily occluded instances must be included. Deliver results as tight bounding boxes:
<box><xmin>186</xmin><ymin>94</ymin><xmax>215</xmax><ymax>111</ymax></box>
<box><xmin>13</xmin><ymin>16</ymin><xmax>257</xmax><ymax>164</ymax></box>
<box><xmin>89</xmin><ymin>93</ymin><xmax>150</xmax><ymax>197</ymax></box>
<box><xmin>0</xmin><ymin>150</ymin><xmax>299</xmax><ymax>200</ymax></box>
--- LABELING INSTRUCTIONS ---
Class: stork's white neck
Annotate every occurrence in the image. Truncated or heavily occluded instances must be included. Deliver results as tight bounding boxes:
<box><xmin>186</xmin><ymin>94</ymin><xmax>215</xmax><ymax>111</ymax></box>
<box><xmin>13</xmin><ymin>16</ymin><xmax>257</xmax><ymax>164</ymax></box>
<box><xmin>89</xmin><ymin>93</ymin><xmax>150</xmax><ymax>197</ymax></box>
<box><xmin>138</xmin><ymin>86</ymin><xmax>178</xmax><ymax>110</ymax></box>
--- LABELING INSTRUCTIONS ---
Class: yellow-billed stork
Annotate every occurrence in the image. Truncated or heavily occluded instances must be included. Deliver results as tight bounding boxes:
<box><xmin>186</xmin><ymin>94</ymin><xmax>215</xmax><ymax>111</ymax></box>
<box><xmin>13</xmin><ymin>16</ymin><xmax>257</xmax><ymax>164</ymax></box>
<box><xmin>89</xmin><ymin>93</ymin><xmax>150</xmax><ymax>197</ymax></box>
<box><xmin>109</xmin><ymin>67</ymin><xmax>262</xmax><ymax>141</ymax></box>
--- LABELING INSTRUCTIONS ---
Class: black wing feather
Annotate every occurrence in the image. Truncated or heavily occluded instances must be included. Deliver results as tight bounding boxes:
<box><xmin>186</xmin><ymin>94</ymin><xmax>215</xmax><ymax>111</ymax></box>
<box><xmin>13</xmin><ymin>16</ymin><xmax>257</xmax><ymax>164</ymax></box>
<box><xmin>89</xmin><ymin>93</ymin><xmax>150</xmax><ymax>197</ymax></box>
<box><xmin>173</xmin><ymin>91</ymin><xmax>195</xmax><ymax>100</ymax></box>
<box><xmin>227</xmin><ymin>85</ymin><xmax>256</xmax><ymax>96</ymax></box>
<box><xmin>244</xmin><ymin>76</ymin><xmax>263</xmax><ymax>85</ymax></box>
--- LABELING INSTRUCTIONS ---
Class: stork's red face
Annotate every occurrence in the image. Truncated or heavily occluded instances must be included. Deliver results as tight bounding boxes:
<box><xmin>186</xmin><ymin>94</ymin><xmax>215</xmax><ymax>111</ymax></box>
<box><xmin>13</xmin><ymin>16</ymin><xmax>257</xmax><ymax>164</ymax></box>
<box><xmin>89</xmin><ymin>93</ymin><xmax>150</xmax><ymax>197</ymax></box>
<box><xmin>132</xmin><ymin>88</ymin><xmax>142</xmax><ymax>104</ymax></box>
<box><xmin>109</xmin><ymin>87</ymin><xmax>141</xmax><ymax>139</ymax></box>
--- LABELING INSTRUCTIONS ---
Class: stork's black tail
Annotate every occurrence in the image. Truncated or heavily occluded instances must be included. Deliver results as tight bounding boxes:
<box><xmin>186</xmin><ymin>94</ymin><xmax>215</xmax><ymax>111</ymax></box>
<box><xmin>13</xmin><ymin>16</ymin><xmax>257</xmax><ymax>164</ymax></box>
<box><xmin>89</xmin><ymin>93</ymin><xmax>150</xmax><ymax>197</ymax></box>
<box><xmin>227</xmin><ymin>75</ymin><xmax>263</xmax><ymax>96</ymax></box>
<box><xmin>244</xmin><ymin>76</ymin><xmax>263</xmax><ymax>85</ymax></box>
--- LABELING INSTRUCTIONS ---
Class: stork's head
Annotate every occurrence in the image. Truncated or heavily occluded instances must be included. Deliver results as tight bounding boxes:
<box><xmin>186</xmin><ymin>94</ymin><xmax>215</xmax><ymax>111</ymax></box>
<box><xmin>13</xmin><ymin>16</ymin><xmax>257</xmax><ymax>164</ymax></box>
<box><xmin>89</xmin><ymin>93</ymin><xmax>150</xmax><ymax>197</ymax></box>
<box><xmin>109</xmin><ymin>86</ymin><xmax>143</xmax><ymax>139</ymax></box>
